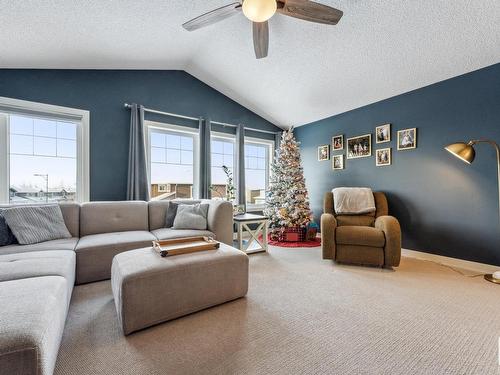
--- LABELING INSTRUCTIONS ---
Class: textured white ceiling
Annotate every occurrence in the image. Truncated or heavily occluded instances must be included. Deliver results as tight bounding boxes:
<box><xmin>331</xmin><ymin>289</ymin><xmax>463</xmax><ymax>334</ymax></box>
<box><xmin>1</xmin><ymin>1</ymin><xmax>499</xmax><ymax>128</ymax></box>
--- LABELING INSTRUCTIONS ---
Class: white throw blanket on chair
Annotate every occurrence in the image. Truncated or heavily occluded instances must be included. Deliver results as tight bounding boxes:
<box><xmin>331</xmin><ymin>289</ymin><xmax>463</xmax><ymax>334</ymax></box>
<box><xmin>332</xmin><ymin>187</ymin><xmax>376</xmax><ymax>215</ymax></box>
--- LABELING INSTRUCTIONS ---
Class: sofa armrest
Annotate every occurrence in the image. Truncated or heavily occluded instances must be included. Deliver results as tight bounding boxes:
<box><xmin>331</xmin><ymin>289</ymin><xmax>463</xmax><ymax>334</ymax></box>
<box><xmin>321</xmin><ymin>213</ymin><xmax>337</xmax><ymax>260</ymax></box>
<box><xmin>375</xmin><ymin>215</ymin><xmax>401</xmax><ymax>267</ymax></box>
<box><xmin>202</xmin><ymin>200</ymin><xmax>234</xmax><ymax>246</ymax></box>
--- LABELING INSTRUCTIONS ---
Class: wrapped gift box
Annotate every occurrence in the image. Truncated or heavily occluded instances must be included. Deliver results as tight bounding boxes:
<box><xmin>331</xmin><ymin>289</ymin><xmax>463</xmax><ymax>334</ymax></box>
<box><xmin>279</xmin><ymin>226</ymin><xmax>306</xmax><ymax>242</ymax></box>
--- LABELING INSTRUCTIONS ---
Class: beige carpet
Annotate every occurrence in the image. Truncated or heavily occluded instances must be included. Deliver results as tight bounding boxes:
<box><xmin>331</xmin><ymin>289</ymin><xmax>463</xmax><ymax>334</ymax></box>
<box><xmin>55</xmin><ymin>247</ymin><xmax>500</xmax><ymax>375</ymax></box>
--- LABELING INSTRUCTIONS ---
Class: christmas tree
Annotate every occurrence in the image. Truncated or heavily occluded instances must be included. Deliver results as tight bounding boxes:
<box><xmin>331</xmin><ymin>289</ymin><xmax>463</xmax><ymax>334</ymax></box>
<box><xmin>264</xmin><ymin>128</ymin><xmax>312</xmax><ymax>239</ymax></box>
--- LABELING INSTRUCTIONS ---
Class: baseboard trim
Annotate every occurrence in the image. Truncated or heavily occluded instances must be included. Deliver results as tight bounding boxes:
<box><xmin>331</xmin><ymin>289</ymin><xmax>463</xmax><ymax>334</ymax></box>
<box><xmin>402</xmin><ymin>248</ymin><xmax>498</xmax><ymax>274</ymax></box>
<box><xmin>240</xmin><ymin>233</ymin><xmax>497</xmax><ymax>273</ymax></box>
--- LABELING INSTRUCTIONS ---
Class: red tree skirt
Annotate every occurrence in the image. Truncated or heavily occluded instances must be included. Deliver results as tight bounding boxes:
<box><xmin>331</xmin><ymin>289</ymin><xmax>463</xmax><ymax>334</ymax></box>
<box><xmin>267</xmin><ymin>236</ymin><xmax>321</xmax><ymax>248</ymax></box>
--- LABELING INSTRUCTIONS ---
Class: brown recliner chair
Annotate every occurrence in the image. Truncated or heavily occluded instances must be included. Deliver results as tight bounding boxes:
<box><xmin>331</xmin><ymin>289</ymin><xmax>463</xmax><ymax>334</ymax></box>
<box><xmin>321</xmin><ymin>191</ymin><xmax>401</xmax><ymax>267</ymax></box>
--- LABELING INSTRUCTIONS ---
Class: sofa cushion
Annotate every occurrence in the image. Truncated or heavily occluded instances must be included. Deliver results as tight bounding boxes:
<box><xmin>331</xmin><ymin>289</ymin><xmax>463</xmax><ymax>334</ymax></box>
<box><xmin>148</xmin><ymin>200</ymin><xmax>173</xmax><ymax>231</ymax></box>
<box><xmin>0</xmin><ymin>276</ymin><xmax>69</xmax><ymax>375</ymax></box>
<box><xmin>3</xmin><ymin>205</ymin><xmax>72</xmax><ymax>245</ymax></box>
<box><xmin>0</xmin><ymin>237</ymin><xmax>79</xmax><ymax>256</ymax></box>
<box><xmin>151</xmin><ymin>228</ymin><xmax>216</xmax><ymax>241</ymax></box>
<box><xmin>58</xmin><ymin>202</ymin><xmax>80</xmax><ymax>238</ymax></box>
<box><xmin>75</xmin><ymin>231</ymin><xmax>156</xmax><ymax>284</ymax></box>
<box><xmin>80</xmin><ymin>201</ymin><xmax>149</xmax><ymax>236</ymax></box>
<box><xmin>0</xmin><ymin>251</ymin><xmax>75</xmax><ymax>300</ymax></box>
<box><xmin>336</xmin><ymin>215</ymin><xmax>375</xmax><ymax>227</ymax></box>
<box><xmin>336</xmin><ymin>226</ymin><xmax>385</xmax><ymax>248</ymax></box>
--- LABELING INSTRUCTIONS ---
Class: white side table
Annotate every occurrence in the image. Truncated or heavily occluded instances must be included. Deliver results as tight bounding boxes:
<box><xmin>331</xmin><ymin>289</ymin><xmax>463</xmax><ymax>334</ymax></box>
<box><xmin>233</xmin><ymin>214</ymin><xmax>268</xmax><ymax>254</ymax></box>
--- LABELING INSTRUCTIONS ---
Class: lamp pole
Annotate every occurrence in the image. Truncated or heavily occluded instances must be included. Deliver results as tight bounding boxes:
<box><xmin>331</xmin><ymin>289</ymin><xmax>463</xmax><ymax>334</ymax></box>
<box><xmin>445</xmin><ymin>139</ymin><xmax>500</xmax><ymax>284</ymax></box>
<box><xmin>34</xmin><ymin>174</ymin><xmax>49</xmax><ymax>203</ymax></box>
<box><xmin>467</xmin><ymin>140</ymin><xmax>500</xmax><ymax>284</ymax></box>
<box><xmin>468</xmin><ymin>140</ymin><xmax>500</xmax><ymax>221</ymax></box>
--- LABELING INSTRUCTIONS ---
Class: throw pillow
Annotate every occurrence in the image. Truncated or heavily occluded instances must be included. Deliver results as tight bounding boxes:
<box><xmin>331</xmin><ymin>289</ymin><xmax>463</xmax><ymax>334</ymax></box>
<box><xmin>173</xmin><ymin>203</ymin><xmax>209</xmax><ymax>230</ymax></box>
<box><xmin>0</xmin><ymin>211</ymin><xmax>17</xmax><ymax>247</ymax></box>
<box><xmin>165</xmin><ymin>202</ymin><xmax>179</xmax><ymax>228</ymax></box>
<box><xmin>3</xmin><ymin>205</ymin><xmax>72</xmax><ymax>245</ymax></box>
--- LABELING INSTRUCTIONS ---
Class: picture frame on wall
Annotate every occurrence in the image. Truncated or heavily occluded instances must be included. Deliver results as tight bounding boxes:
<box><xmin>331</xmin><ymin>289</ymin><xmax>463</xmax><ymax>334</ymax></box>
<box><xmin>375</xmin><ymin>123</ymin><xmax>391</xmax><ymax>143</ymax></box>
<box><xmin>347</xmin><ymin>134</ymin><xmax>371</xmax><ymax>159</ymax></box>
<box><xmin>332</xmin><ymin>154</ymin><xmax>344</xmax><ymax>170</ymax></box>
<box><xmin>397</xmin><ymin>128</ymin><xmax>417</xmax><ymax>150</ymax></box>
<box><xmin>376</xmin><ymin>148</ymin><xmax>391</xmax><ymax>167</ymax></box>
<box><xmin>318</xmin><ymin>144</ymin><xmax>330</xmax><ymax>161</ymax></box>
<box><xmin>332</xmin><ymin>135</ymin><xmax>344</xmax><ymax>150</ymax></box>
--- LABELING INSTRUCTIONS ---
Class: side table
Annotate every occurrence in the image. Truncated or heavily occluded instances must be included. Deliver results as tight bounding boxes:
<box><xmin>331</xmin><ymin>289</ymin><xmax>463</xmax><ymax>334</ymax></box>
<box><xmin>233</xmin><ymin>214</ymin><xmax>268</xmax><ymax>254</ymax></box>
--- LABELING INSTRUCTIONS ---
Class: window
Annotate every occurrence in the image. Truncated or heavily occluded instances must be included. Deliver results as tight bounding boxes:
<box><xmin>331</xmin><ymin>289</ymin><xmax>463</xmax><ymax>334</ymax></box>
<box><xmin>143</xmin><ymin>119</ymin><xmax>274</xmax><ymax>207</ymax></box>
<box><xmin>157</xmin><ymin>184</ymin><xmax>171</xmax><ymax>193</ymax></box>
<box><xmin>0</xmin><ymin>97</ymin><xmax>89</xmax><ymax>204</ymax></box>
<box><xmin>245</xmin><ymin>138</ymin><xmax>273</xmax><ymax>209</ymax></box>
<box><xmin>146</xmin><ymin>122</ymin><xmax>199</xmax><ymax>200</ymax></box>
<box><xmin>210</xmin><ymin>134</ymin><xmax>236</xmax><ymax>200</ymax></box>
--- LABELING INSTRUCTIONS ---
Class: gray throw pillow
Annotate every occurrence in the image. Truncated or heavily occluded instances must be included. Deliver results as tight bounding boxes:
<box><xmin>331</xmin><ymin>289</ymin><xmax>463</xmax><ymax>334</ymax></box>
<box><xmin>173</xmin><ymin>203</ymin><xmax>209</xmax><ymax>230</ymax></box>
<box><xmin>165</xmin><ymin>201</ymin><xmax>201</xmax><ymax>228</ymax></box>
<box><xmin>165</xmin><ymin>202</ymin><xmax>179</xmax><ymax>228</ymax></box>
<box><xmin>3</xmin><ymin>205</ymin><xmax>72</xmax><ymax>245</ymax></box>
<box><xmin>0</xmin><ymin>211</ymin><xmax>17</xmax><ymax>247</ymax></box>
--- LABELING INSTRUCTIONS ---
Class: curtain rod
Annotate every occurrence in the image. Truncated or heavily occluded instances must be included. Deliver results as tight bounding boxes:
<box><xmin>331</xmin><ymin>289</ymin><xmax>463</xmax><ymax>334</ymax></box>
<box><xmin>124</xmin><ymin>103</ymin><xmax>280</xmax><ymax>135</ymax></box>
<box><xmin>124</xmin><ymin>103</ymin><xmax>199</xmax><ymax>122</ymax></box>
<box><xmin>211</xmin><ymin>120</ymin><xmax>279</xmax><ymax>135</ymax></box>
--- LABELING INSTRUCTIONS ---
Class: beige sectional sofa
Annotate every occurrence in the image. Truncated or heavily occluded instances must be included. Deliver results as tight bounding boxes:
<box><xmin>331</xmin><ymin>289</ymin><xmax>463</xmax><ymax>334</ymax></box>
<box><xmin>0</xmin><ymin>199</ymin><xmax>233</xmax><ymax>375</ymax></box>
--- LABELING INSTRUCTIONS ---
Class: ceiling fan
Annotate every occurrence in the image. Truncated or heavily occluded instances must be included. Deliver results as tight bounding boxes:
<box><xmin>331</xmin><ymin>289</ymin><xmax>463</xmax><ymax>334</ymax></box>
<box><xmin>182</xmin><ymin>0</ymin><xmax>343</xmax><ymax>59</ymax></box>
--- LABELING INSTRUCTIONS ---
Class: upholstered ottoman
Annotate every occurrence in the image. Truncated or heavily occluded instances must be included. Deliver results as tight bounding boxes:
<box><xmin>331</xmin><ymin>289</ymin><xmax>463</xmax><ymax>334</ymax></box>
<box><xmin>111</xmin><ymin>243</ymin><xmax>249</xmax><ymax>335</ymax></box>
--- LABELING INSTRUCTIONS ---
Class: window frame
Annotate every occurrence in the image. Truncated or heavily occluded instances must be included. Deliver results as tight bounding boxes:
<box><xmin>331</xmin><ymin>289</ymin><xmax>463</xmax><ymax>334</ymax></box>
<box><xmin>244</xmin><ymin>136</ymin><xmax>274</xmax><ymax>211</ymax></box>
<box><xmin>145</xmin><ymin>120</ymin><xmax>200</xmax><ymax>199</ymax></box>
<box><xmin>210</xmin><ymin>131</ymin><xmax>237</xmax><ymax>200</ymax></box>
<box><xmin>0</xmin><ymin>96</ymin><xmax>90</xmax><ymax>204</ymax></box>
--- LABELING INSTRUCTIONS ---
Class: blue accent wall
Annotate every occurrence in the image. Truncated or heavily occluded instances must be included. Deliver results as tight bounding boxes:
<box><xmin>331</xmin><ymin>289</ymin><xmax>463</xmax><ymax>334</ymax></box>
<box><xmin>295</xmin><ymin>63</ymin><xmax>500</xmax><ymax>266</ymax></box>
<box><xmin>0</xmin><ymin>69</ymin><xmax>280</xmax><ymax>201</ymax></box>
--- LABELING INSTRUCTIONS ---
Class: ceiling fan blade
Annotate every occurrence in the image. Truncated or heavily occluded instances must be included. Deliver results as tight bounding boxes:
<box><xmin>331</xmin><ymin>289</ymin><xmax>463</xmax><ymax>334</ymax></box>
<box><xmin>277</xmin><ymin>0</ymin><xmax>343</xmax><ymax>25</ymax></box>
<box><xmin>182</xmin><ymin>2</ymin><xmax>242</xmax><ymax>31</ymax></box>
<box><xmin>253</xmin><ymin>21</ymin><xmax>269</xmax><ymax>59</ymax></box>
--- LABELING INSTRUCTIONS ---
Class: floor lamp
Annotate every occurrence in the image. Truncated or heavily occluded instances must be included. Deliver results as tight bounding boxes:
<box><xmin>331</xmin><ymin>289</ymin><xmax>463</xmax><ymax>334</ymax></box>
<box><xmin>445</xmin><ymin>139</ymin><xmax>500</xmax><ymax>284</ymax></box>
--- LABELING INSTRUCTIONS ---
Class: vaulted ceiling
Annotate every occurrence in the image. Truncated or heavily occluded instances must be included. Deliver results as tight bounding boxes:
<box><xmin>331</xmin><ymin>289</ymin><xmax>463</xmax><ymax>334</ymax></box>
<box><xmin>1</xmin><ymin>1</ymin><xmax>499</xmax><ymax>128</ymax></box>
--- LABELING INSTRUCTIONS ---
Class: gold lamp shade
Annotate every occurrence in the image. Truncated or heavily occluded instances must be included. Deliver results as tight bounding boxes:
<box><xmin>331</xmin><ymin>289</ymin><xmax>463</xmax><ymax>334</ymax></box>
<box><xmin>445</xmin><ymin>142</ymin><xmax>476</xmax><ymax>164</ymax></box>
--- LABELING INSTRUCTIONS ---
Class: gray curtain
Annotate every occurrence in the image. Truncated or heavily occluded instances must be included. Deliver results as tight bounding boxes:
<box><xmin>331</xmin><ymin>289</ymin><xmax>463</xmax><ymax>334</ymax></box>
<box><xmin>199</xmin><ymin>118</ymin><xmax>211</xmax><ymax>199</ymax></box>
<box><xmin>126</xmin><ymin>104</ymin><xmax>150</xmax><ymax>201</ymax></box>
<box><xmin>236</xmin><ymin>124</ymin><xmax>246</xmax><ymax>205</ymax></box>
<box><xmin>274</xmin><ymin>131</ymin><xmax>282</xmax><ymax>155</ymax></box>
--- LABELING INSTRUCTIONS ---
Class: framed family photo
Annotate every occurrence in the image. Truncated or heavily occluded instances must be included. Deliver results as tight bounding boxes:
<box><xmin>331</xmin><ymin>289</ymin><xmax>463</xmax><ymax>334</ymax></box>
<box><xmin>332</xmin><ymin>135</ymin><xmax>344</xmax><ymax>150</ymax></box>
<box><xmin>375</xmin><ymin>123</ymin><xmax>391</xmax><ymax>143</ymax></box>
<box><xmin>397</xmin><ymin>128</ymin><xmax>417</xmax><ymax>150</ymax></box>
<box><xmin>332</xmin><ymin>154</ymin><xmax>344</xmax><ymax>170</ymax></box>
<box><xmin>318</xmin><ymin>144</ymin><xmax>330</xmax><ymax>161</ymax></box>
<box><xmin>376</xmin><ymin>148</ymin><xmax>391</xmax><ymax>166</ymax></box>
<box><xmin>347</xmin><ymin>134</ymin><xmax>371</xmax><ymax>159</ymax></box>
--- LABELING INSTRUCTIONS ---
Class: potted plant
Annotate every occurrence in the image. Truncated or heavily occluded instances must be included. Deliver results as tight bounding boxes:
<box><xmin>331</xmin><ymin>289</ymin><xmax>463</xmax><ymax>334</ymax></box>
<box><xmin>210</xmin><ymin>165</ymin><xmax>243</xmax><ymax>215</ymax></box>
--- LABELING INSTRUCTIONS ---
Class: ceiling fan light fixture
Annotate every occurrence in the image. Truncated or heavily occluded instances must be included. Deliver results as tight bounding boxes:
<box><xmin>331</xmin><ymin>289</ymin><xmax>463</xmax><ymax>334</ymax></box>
<box><xmin>242</xmin><ymin>0</ymin><xmax>277</xmax><ymax>22</ymax></box>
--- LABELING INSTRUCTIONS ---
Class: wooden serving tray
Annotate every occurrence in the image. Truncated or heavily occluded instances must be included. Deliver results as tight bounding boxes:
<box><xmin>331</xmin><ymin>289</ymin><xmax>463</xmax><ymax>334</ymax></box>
<box><xmin>152</xmin><ymin>236</ymin><xmax>220</xmax><ymax>257</ymax></box>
